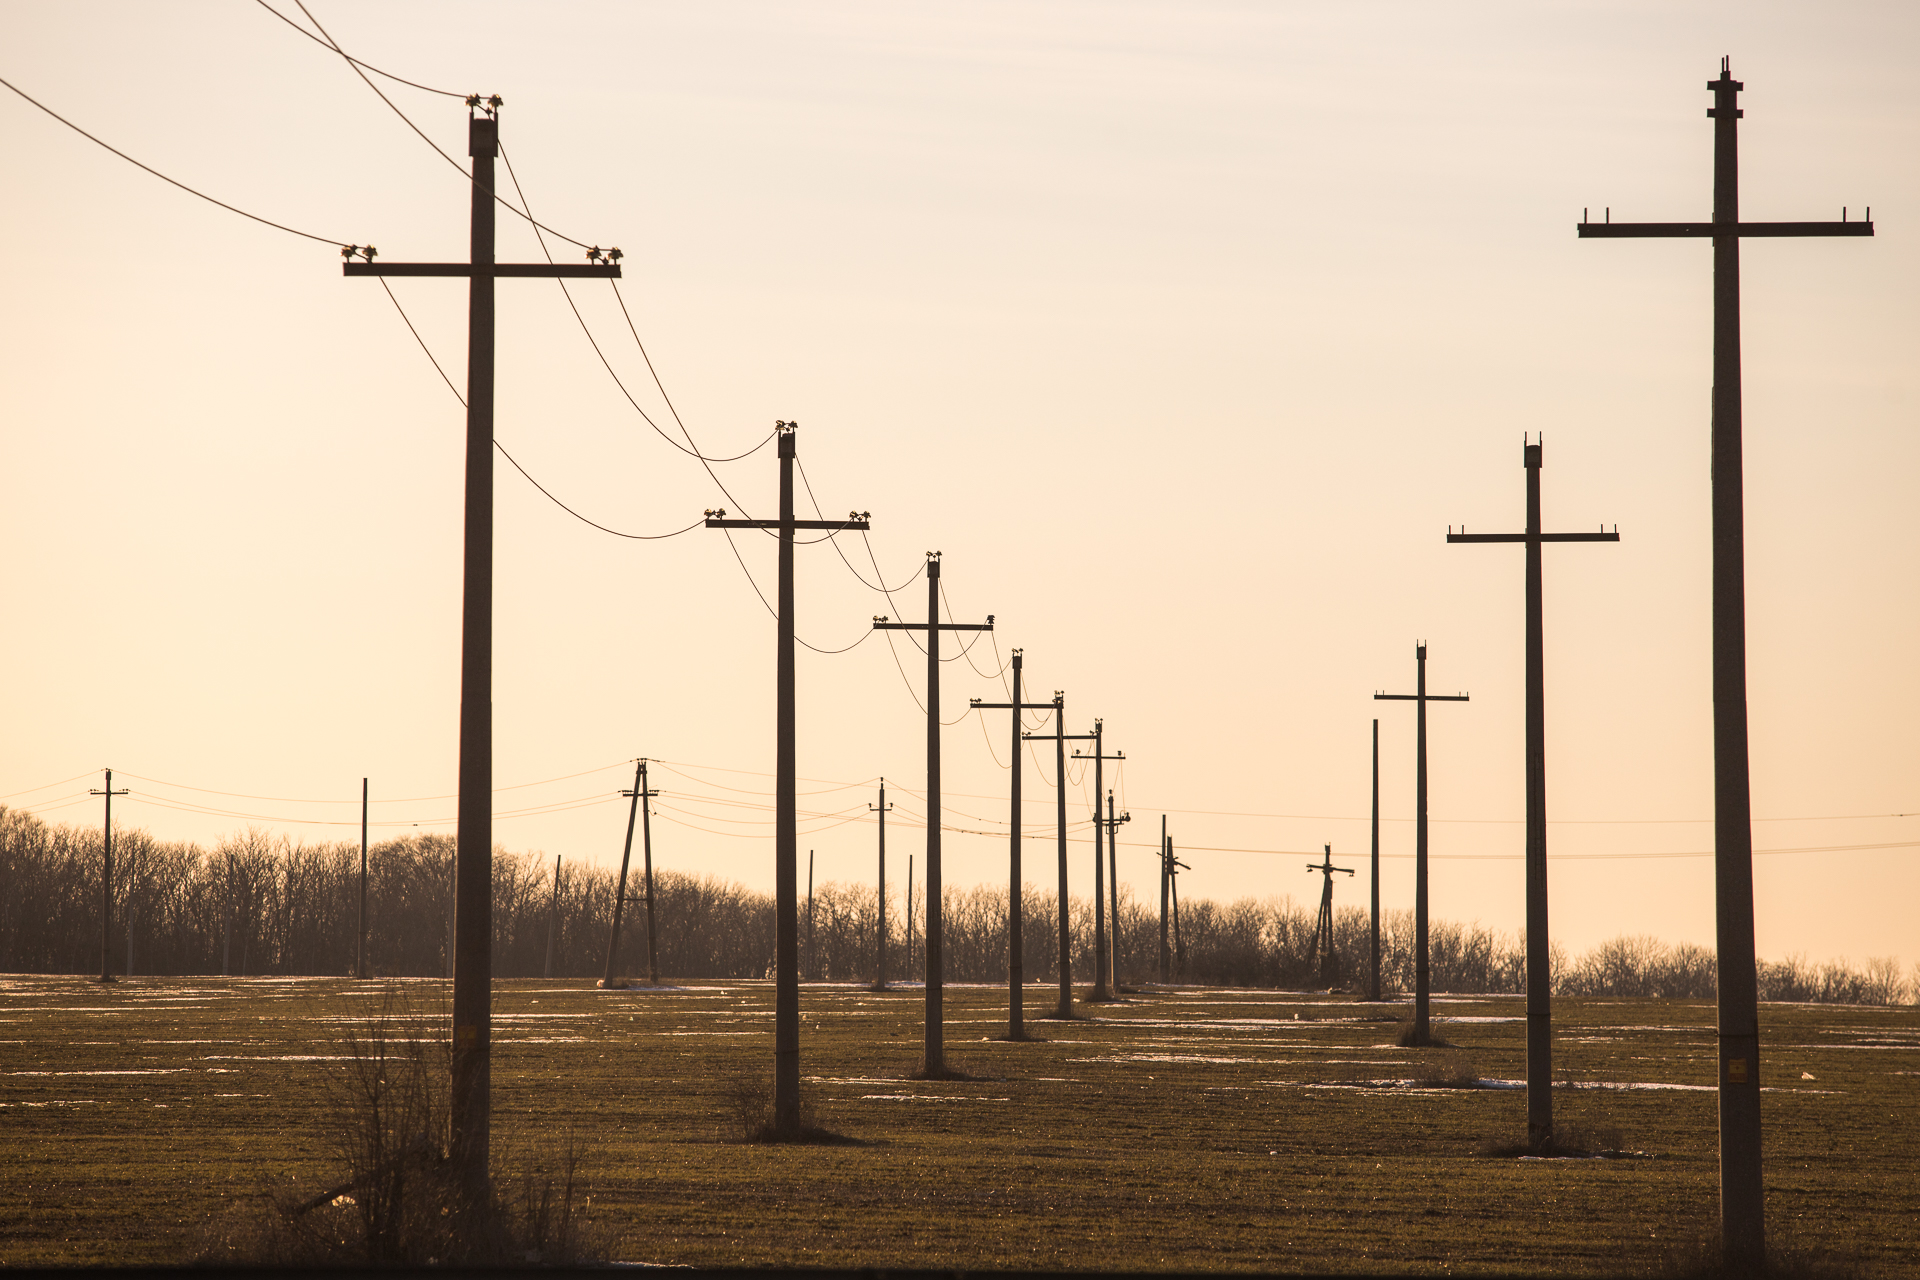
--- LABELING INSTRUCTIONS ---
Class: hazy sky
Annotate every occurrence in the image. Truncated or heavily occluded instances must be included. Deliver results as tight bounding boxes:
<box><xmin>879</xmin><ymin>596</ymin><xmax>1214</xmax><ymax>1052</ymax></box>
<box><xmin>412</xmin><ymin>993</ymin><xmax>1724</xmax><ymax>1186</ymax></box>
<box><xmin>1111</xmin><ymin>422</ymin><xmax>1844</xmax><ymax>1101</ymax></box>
<box><xmin>4</xmin><ymin>1</ymin><xmax>1915</xmax><ymax>972</ymax></box>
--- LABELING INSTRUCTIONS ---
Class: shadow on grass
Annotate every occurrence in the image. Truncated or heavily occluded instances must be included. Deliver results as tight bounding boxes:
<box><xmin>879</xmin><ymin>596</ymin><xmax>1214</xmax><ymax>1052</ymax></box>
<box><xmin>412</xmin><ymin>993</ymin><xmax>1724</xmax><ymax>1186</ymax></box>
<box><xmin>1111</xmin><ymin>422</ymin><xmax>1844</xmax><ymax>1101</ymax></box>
<box><xmin>907</xmin><ymin>1060</ymin><xmax>993</xmax><ymax>1082</ymax></box>
<box><xmin>989</xmin><ymin>1030</ymin><xmax>1048</xmax><ymax>1043</ymax></box>
<box><xmin>724</xmin><ymin>1071</ymin><xmax>865</xmax><ymax>1147</ymax></box>
<box><xmin>1479</xmin><ymin>1123</ymin><xmax>1636</xmax><ymax>1159</ymax></box>
<box><xmin>1395</xmin><ymin>1016</ymin><xmax>1455</xmax><ymax>1048</ymax></box>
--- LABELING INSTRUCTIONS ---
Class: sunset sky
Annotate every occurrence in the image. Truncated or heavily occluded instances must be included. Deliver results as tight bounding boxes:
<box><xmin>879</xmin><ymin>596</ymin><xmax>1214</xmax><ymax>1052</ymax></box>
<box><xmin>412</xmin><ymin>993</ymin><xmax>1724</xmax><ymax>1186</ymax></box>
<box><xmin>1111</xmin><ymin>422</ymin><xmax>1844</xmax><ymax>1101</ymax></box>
<box><xmin>3</xmin><ymin>1</ymin><xmax>1915</xmax><ymax>973</ymax></box>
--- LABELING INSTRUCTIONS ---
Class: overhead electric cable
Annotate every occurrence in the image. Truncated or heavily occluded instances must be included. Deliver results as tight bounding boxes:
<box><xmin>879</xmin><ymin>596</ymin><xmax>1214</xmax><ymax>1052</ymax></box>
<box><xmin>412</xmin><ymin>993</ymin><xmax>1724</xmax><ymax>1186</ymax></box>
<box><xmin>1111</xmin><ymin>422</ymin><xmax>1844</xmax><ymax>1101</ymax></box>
<box><xmin>718</xmin><ymin>529</ymin><xmax>873</xmax><ymax>655</ymax></box>
<box><xmin>254</xmin><ymin>1</ymin><xmax>465</xmax><ymax>97</ymax></box>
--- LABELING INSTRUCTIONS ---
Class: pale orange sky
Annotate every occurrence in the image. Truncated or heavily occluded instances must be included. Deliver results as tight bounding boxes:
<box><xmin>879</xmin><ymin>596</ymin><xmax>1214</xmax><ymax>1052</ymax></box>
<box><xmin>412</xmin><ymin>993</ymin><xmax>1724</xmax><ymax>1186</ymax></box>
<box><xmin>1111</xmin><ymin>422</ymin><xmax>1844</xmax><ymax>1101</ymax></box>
<box><xmin>3</xmin><ymin>1</ymin><xmax>1915</xmax><ymax>973</ymax></box>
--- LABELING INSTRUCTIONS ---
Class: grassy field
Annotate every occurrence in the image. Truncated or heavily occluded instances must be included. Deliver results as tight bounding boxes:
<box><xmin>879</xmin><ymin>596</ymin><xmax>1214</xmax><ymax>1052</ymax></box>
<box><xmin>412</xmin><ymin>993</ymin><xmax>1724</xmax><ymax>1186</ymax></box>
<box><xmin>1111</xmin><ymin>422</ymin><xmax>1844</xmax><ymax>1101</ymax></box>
<box><xmin>1</xmin><ymin>974</ymin><xmax>1915</xmax><ymax>1273</ymax></box>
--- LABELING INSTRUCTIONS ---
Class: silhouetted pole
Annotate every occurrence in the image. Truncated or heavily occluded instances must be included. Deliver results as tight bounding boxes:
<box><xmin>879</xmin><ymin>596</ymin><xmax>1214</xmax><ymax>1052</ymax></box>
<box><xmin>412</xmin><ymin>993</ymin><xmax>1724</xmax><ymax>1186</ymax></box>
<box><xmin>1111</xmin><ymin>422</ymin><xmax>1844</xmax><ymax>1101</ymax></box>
<box><xmin>1450</xmin><ymin>437</ymin><xmax>1618</xmax><ymax>1147</ymax></box>
<box><xmin>639</xmin><ymin>764</ymin><xmax>658</xmax><ymax>986</ymax></box>
<box><xmin>906</xmin><ymin>853</ymin><xmax>915</xmax><ymax>975</ymax></box>
<box><xmin>1578</xmin><ymin>62</ymin><xmax>1872</xmax><ymax>1265</ymax></box>
<box><xmin>90</xmin><ymin>769</ymin><xmax>127</xmax><ymax>984</ymax></box>
<box><xmin>1099</xmin><ymin>790</ymin><xmax>1131</xmax><ymax>988</ymax></box>
<box><xmin>1072</xmin><ymin>723</ymin><xmax>1124</xmax><ymax>1001</ymax></box>
<box><xmin>1159</xmin><ymin>817</ymin><xmax>1170</xmax><ymax>984</ymax></box>
<box><xmin>972</xmin><ymin>650</ymin><xmax>1053</xmax><ymax>1038</ymax></box>
<box><xmin>807</xmin><ymin>850</ymin><xmax>816</xmax><ymax>980</ymax></box>
<box><xmin>875</xmin><ymin>555</ymin><xmax>993</xmax><ymax>1073</ymax></box>
<box><xmin>544</xmin><ymin>855</ymin><xmax>560</xmax><ymax>979</ymax></box>
<box><xmin>1027</xmin><ymin>705</ymin><xmax>1089</xmax><ymax>1018</ymax></box>
<box><xmin>600</xmin><ymin>760</ymin><xmax>647</xmax><ymax>988</ymax></box>
<box><xmin>1168</xmin><ymin>844</ymin><xmax>1187</xmax><ymax>980</ymax></box>
<box><xmin>1369</xmin><ymin>721</ymin><xmax>1381</xmax><ymax>1001</ymax></box>
<box><xmin>872</xmin><ymin>779</ymin><xmax>892</xmax><ymax>989</ymax></box>
<box><xmin>707</xmin><ymin>424</ymin><xmax>870</xmax><ymax>1130</ymax></box>
<box><xmin>357</xmin><ymin>778</ymin><xmax>369</xmax><ymax>979</ymax></box>
<box><xmin>1375</xmin><ymin>644</ymin><xmax>1469</xmax><ymax>1044</ymax></box>
<box><xmin>1307</xmin><ymin>845</ymin><xmax>1355</xmax><ymax>986</ymax></box>
<box><xmin>342</xmin><ymin>98</ymin><xmax>621</xmax><ymax>1189</ymax></box>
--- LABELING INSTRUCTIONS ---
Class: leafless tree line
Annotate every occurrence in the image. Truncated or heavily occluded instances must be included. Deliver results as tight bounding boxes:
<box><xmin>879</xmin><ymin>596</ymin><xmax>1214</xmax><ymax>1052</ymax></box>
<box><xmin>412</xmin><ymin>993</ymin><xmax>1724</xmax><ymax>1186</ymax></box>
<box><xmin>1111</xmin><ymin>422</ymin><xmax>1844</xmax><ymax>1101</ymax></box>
<box><xmin>2</xmin><ymin>807</ymin><xmax>1912</xmax><ymax>1003</ymax></box>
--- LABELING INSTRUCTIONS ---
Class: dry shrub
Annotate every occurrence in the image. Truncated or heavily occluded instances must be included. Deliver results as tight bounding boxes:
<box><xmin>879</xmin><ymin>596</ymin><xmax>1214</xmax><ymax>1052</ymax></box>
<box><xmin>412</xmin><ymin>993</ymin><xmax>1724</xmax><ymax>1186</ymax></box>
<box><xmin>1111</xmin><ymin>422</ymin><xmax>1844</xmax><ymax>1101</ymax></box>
<box><xmin>1394</xmin><ymin>1015</ymin><xmax>1454</xmax><ymax>1048</ymax></box>
<box><xmin>723</xmin><ymin>1067</ymin><xmax>861</xmax><ymax>1145</ymax></box>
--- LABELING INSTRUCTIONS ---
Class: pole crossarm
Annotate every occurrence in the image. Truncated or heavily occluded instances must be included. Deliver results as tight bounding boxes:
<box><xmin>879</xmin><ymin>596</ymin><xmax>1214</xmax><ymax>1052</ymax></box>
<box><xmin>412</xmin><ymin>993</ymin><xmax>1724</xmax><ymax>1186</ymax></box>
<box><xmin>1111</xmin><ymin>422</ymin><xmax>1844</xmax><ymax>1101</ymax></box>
<box><xmin>876</xmin><ymin>620</ymin><xmax>993</xmax><ymax>631</ymax></box>
<box><xmin>345</xmin><ymin>262</ymin><xmax>623</xmax><ymax>277</ymax></box>
<box><xmin>971</xmin><ymin>700</ymin><xmax>1054</xmax><ymax>710</ymax></box>
<box><xmin>1447</xmin><ymin>530</ymin><xmax>1618</xmax><ymax>544</ymax></box>
<box><xmin>1374</xmin><ymin>692</ymin><xmax>1469</xmax><ymax>703</ymax></box>
<box><xmin>708</xmin><ymin>518</ymin><xmax>869</xmax><ymax>531</ymax></box>
<box><xmin>1576</xmin><ymin>220</ymin><xmax>1872</xmax><ymax>239</ymax></box>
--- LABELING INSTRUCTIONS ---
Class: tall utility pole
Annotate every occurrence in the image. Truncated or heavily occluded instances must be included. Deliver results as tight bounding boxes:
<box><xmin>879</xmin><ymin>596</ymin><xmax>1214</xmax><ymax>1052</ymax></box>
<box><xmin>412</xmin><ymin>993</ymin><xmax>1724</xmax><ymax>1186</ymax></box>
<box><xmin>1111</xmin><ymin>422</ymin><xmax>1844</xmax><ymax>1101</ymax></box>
<box><xmin>544</xmin><ymin>855</ymin><xmax>561</xmax><ymax>979</ymax></box>
<box><xmin>1098</xmin><ymin>791</ymin><xmax>1131</xmax><ymax>989</ymax></box>
<box><xmin>1450</xmin><ymin>436</ymin><xmax>1619</xmax><ymax>1150</ymax></box>
<box><xmin>871</xmin><ymin>780</ymin><xmax>892</xmax><ymax>990</ymax></box>
<box><xmin>1159</xmin><ymin>818</ymin><xmax>1171</xmax><ymax>984</ymax></box>
<box><xmin>1071</xmin><ymin>724</ymin><xmax>1123</xmax><ymax>1002</ymax></box>
<box><xmin>90</xmin><ymin>769</ymin><xmax>128</xmax><ymax>984</ymax></box>
<box><xmin>1307</xmin><ymin>845</ymin><xmax>1355</xmax><ymax>987</ymax></box>
<box><xmin>1168</xmin><ymin>842</ymin><xmax>1188</xmax><ymax>980</ymax></box>
<box><xmin>972</xmin><ymin>650</ymin><xmax>1055</xmax><ymax>1039</ymax></box>
<box><xmin>600</xmin><ymin>760</ymin><xmax>654</xmax><ymax>989</ymax></box>
<box><xmin>708</xmin><ymin>423</ymin><xmax>869</xmax><ymax>1130</ymax></box>
<box><xmin>638</xmin><ymin>764</ymin><xmax>659</xmax><ymax>986</ymax></box>
<box><xmin>807</xmin><ymin>850</ymin><xmax>816</xmax><ymax>980</ymax></box>
<box><xmin>1026</xmin><ymin>706</ymin><xmax>1089</xmax><ymax>1018</ymax></box>
<box><xmin>1375</xmin><ymin>644</ymin><xmax>1469</xmax><ymax>1045</ymax></box>
<box><xmin>1578</xmin><ymin>63</ymin><xmax>1871</xmax><ymax>1267</ymax></box>
<box><xmin>874</xmin><ymin>554</ymin><xmax>993</xmax><ymax>1075</ymax></box>
<box><xmin>342</xmin><ymin>97</ymin><xmax>621</xmax><ymax>1188</ymax></box>
<box><xmin>357</xmin><ymin>778</ymin><xmax>369</xmax><ymax>979</ymax></box>
<box><xmin>1369</xmin><ymin>721</ymin><xmax>1381</xmax><ymax>1002</ymax></box>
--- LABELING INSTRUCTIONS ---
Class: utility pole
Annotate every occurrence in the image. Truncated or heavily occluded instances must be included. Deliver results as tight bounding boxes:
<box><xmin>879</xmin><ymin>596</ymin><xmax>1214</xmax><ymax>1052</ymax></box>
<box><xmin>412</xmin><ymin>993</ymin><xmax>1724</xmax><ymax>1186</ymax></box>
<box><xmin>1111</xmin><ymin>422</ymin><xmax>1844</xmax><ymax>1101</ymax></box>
<box><xmin>1375</xmin><ymin>644</ymin><xmax>1469</xmax><ymax>1045</ymax></box>
<box><xmin>544</xmin><ymin>855</ymin><xmax>561</xmax><ymax>979</ymax></box>
<box><xmin>1168</xmin><ymin>842</ymin><xmax>1188</xmax><ymax>981</ymax></box>
<box><xmin>906</xmin><ymin>853</ymin><xmax>915</xmax><ymax>977</ymax></box>
<box><xmin>1307</xmin><ymin>845</ymin><xmax>1355</xmax><ymax>987</ymax></box>
<box><xmin>600</xmin><ymin>760</ymin><xmax>653</xmax><ymax>989</ymax></box>
<box><xmin>1578</xmin><ymin>63</ymin><xmax>1872</xmax><ymax>1267</ymax></box>
<box><xmin>807</xmin><ymin>850</ymin><xmax>816</xmax><ymax>981</ymax></box>
<box><xmin>90</xmin><ymin>769</ymin><xmax>127</xmax><ymax>984</ymax></box>
<box><xmin>1098</xmin><ymin>790</ymin><xmax>1131</xmax><ymax>989</ymax></box>
<box><xmin>707</xmin><ymin>423</ymin><xmax>869</xmax><ymax>1130</ymax></box>
<box><xmin>1071</xmin><ymin>724</ymin><xmax>1123</xmax><ymax>1001</ymax></box>
<box><xmin>342</xmin><ymin>97</ymin><xmax>621</xmax><ymax>1189</ymax></box>
<box><xmin>874</xmin><ymin>554</ymin><xmax>993</xmax><ymax>1075</ymax></box>
<box><xmin>357</xmin><ymin>778</ymin><xmax>369</xmax><ymax>979</ymax></box>
<box><xmin>1369</xmin><ymin>720</ymin><xmax>1381</xmax><ymax>1002</ymax></box>
<box><xmin>1159</xmin><ymin>818</ymin><xmax>1170</xmax><ymax>984</ymax></box>
<box><xmin>639</xmin><ymin>764</ymin><xmax>659</xmax><ymax>986</ymax></box>
<box><xmin>972</xmin><ymin>649</ymin><xmax>1054</xmax><ymax>1039</ymax></box>
<box><xmin>1025</xmin><ymin>703</ymin><xmax>1088</xmax><ymax>1018</ymax></box>
<box><xmin>872</xmin><ymin>779</ymin><xmax>892</xmax><ymax>990</ymax></box>
<box><xmin>1450</xmin><ymin>436</ymin><xmax>1619</xmax><ymax>1150</ymax></box>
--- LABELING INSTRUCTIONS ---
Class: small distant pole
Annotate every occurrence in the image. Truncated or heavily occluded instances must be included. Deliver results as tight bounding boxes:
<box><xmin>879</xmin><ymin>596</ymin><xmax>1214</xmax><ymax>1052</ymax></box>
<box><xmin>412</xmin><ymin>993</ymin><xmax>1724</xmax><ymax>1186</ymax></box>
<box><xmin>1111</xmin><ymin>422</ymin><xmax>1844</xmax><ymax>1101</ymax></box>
<box><xmin>1370</xmin><ymin>720</ymin><xmax>1381</xmax><ymax>1002</ymax></box>
<box><xmin>806</xmin><ymin>849</ymin><xmax>816</xmax><ymax>981</ymax></box>
<box><xmin>971</xmin><ymin>650</ymin><xmax>1054</xmax><ymax>1036</ymax></box>
<box><xmin>357</xmin><ymin>777</ymin><xmax>369</xmax><ymax>979</ymax></box>
<box><xmin>906</xmin><ymin>853</ymin><xmax>915</xmax><ymax>976</ymax></box>
<box><xmin>90</xmin><ymin>769</ymin><xmax>128</xmax><ymax>984</ymax></box>
<box><xmin>1105</xmin><ymin>790</ymin><xmax>1127</xmax><ymax>989</ymax></box>
<box><xmin>544</xmin><ymin>855</ymin><xmax>561</xmax><ymax>979</ymax></box>
<box><xmin>871</xmin><ymin>779</ymin><xmax>892</xmax><ymax>989</ymax></box>
<box><xmin>1159</xmin><ymin>817</ymin><xmax>1170</xmax><ymax>984</ymax></box>
<box><xmin>1025</xmin><ymin>698</ymin><xmax>1088</xmax><ymax>1018</ymax></box>
<box><xmin>1307</xmin><ymin>844</ymin><xmax>1355</xmax><ymax>987</ymax></box>
<box><xmin>601</xmin><ymin>759</ymin><xmax>653</xmax><ymax>988</ymax></box>
<box><xmin>1168</xmin><ymin>844</ymin><xmax>1188</xmax><ymax>981</ymax></box>
<box><xmin>1070</xmin><ymin>724</ymin><xmax>1125</xmax><ymax>1001</ymax></box>
<box><xmin>640</xmin><ymin>763</ymin><xmax>659</xmax><ymax>986</ymax></box>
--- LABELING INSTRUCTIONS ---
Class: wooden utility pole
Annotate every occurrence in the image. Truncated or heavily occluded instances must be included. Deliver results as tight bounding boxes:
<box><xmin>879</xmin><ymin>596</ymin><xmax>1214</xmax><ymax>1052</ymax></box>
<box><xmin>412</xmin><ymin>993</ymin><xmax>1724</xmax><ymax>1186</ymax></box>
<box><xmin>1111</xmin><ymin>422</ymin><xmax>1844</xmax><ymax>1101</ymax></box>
<box><xmin>972</xmin><ymin>649</ymin><xmax>1055</xmax><ymax>1038</ymax></box>
<box><xmin>874</xmin><ymin>555</ymin><xmax>992</xmax><ymax>1074</ymax></box>
<box><xmin>1168</xmin><ymin>843</ymin><xmax>1188</xmax><ymax>981</ymax></box>
<box><xmin>1577</xmin><ymin>61</ymin><xmax>1871</xmax><ymax>1265</ymax></box>
<box><xmin>1071</xmin><ymin>725</ymin><xmax>1124</xmax><ymax>1001</ymax></box>
<box><xmin>1369</xmin><ymin>720</ymin><xmax>1381</xmax><ymax>1002</ymax></box>
<box><xmin>1307</xmin><ymin>845</ymin><xmax>1355</xmax><ymax>987</ymax></box>
<box><xmin>90</xmin><ymin>769</ymin><xmax>128</xmax><ymax>984</ymax></box>
<box><xmin>601</xmin><ymin>759</ymin><xmax>654</xmax><ymax>989</ymax></box>
<box><xmin>1450</xmin><ymin>436</ymin><xmax>1618</xmax><ymax>1149</ymax></box>
<box><xmin>906</xmin><ymin>853</ymin><xmax>915</xmax><ymax>976</ymax></box>
<box><xmin>707</xmin><ymin>424</ymin><xmax>869</xmax><ymax>1130</ymax></box>
<box><xmin>1025</xmin><ymin>704</ymin><xmax>1088</xmax><ymax>1018</ymax></box>
<box><xmin>871</xmin><ymin>780</ymin><xmax>892</xmax><ymax>990</ymax></box>
<box><xmin>1375</xmin><ymin>644</ymin><xmax>1469</xmax><ymax>1045</ymax></box>
<box><xmin>1098</xmin><ymin>790</ymin><xmax>1131</xmax><ymax>989</ymax></box>
<box><xmin>807</xmin><ymin>850</ymin><xmax>816</xmax><ymax>980</ymax></box>
<box><xmin>1159</xmin><ymin>818</ymin><xmax>1171</xmax><ymax>984</ymax></box>
<box><xmin>357</xmin><ymin>778</ymin><xmax>369</xmax><ymax>979</ymax></box>
<box><xmin>342</xmin><ymin>98</ymin><xmax>620</xmax><ymax>1187</ymax></box>
<box><xmin>544</xmin><ymin>855</ymin><xmax>561</xmax><ymax>979</ymax></box>
<box><xmin>639</xmin><ymin>765</ymin><xmax>659</xmax><ymax>986</ymax></box>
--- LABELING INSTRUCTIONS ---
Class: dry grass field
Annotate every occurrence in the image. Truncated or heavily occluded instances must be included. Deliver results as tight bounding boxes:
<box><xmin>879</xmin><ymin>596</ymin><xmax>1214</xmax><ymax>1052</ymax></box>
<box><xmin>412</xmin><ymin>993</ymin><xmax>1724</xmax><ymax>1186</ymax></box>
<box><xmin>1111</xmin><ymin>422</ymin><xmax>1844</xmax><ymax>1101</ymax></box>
<box><xmin>1</xmin><ymin>973</ymin><xmax>1915</xmax><ymax>1273</ymax></box>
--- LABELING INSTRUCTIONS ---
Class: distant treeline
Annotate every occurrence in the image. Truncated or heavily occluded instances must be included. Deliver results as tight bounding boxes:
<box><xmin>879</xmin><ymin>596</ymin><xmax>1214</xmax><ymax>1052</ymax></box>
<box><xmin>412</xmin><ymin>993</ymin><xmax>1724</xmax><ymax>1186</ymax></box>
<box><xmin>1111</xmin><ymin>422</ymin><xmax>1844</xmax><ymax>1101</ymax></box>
<box><xmin>2</xmin><ymin>808</ymin><xmax>1912</xmax><ymax>1005</ymax></box>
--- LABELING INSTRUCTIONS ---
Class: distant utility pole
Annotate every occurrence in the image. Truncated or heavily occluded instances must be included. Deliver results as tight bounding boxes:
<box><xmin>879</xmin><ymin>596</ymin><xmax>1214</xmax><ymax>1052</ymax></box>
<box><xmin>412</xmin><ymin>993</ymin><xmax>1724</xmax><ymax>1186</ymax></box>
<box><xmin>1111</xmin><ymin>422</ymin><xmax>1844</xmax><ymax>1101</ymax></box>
<box><xmin>1578</xmin><ymin>62</ymin><xmax>1871</xmax><ymax>1268</ymax></box>
<box><xmin>708</xmin><ymin>424</ymin><xmax>870</xmax><ymax>1130</ymax></box>
<box><xmin>1307</xmin><ymin>845</ymin><xmax>1355</xmax><ymax>987</ymax></box>
<box><xmin>341</xmin><ymin>96</ymin><xmax>621</xmax><ymax>1189</ymax></box>
<box><xmin>871</xmin><ymin>780</ymin><xmax>892</xmax><ymax>990</ymax></box>
<box><xmin>357</xmin><ymin>778</ymin><xmax>369</xmax><ymax>979</ymax></box>
<box><xmin>1098</xmin><ymin>790</ymin><xmax>1131</xmax><ymax>989</ymax></box>
<box><xmin>600</xmin><ymin>759</ymin><xmax>655</xmax><ymax>989</ymax></box>
<box><xmin>906</xmin><ymin>853</ymin><xmax>915</xmax><ymax>976</ymax></box>
<box><xmin>1370</xmin><ymin>721</ymin><xmax>1381</xmax><ymax>1002</ymax></box>
<box><xmin>544</xmin><ymin>855</ymin><xmax>561</xmax><ymax>979</ymax></box>
<box><xmin>1168</xmin><ymin>843</ymin><xmax>1188</xmax><ymax>981</ymax></box>
<box><xmin>807</xmin><ymin>850</ymin><xmax>816</xmax><ymax>980</ymax></box>
<box><xmin>1450</xmin><ymin>436</ymin><xmax>1618</xmax><ymax>1150</ymax></box>
<box><xmin>1375</xmin><ymin>644</ymin><xmax>1469</xmax><ymax>1045</ymax></box>
<box><xmin>874</xmin><ymin>554</ymin><xmax>993</xmax><ymax>1075</ymax></box>
<box><xmin>1071</xmin><ymin>724</ymin><xmax>1124</xmax><ymax>1001</ymax></box>
<box><xmin>90</xmin><ymin>769</ymin><xmax>128</xmax><ymax>984</ymax></box>
<box><xmin>1026</xmin><ymin>705</ymin><xmax>1088</xmax><ymax>1018</ymax></box>
<box><xmin>1159</xmin><ymin>818</ymin><xmax>1170</xmax><ymax>984</ymax></box>
<box><xmin>972</xmin><ymin>649</ymin><xmax>1055</xmax><ymax>1039</ymax></box>
<box><xmin>639</xmin><ymin>766</ymin><xmax>659</xmax><ymax>986</ymax></box>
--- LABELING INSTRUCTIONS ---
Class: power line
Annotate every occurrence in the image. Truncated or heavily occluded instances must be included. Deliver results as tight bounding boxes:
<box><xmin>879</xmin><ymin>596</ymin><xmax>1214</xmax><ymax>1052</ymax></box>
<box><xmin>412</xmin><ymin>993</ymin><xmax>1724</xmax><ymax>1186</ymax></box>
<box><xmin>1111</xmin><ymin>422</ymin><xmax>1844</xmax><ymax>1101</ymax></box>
<box><xmin>717</xmin><ymin>527</ymin><xmax>875</xmax><ymax>655</ymax></box>
<box><xmin>253</xmin><ymin>1</ymin><xmax>465</xmax><ymax>97</ymax></box>
<box><xmin>0</xmin><ymin>74</ymin><xmax>350</xmax><ymax>247</ymax></box>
